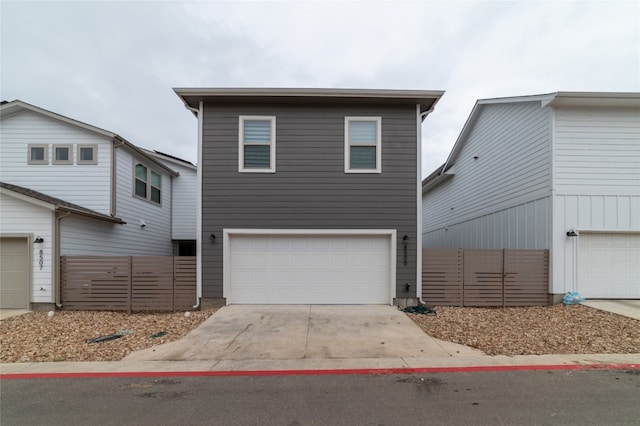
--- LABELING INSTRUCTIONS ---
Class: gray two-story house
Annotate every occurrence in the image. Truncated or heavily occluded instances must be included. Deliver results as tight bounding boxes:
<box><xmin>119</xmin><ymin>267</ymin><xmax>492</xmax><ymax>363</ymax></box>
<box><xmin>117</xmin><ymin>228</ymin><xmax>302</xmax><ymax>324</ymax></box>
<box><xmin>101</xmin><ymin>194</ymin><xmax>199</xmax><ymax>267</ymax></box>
<box><xmin>175</xmin><ymin>88</ymin><xmax>444</xmax><ymax>306</ymax></box>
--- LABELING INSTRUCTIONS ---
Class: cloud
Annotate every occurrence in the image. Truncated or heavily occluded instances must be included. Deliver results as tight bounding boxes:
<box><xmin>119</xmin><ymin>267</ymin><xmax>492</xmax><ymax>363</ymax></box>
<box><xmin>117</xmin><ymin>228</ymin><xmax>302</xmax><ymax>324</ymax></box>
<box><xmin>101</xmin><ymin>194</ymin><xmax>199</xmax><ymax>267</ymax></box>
<box><xmin>2</xmin><ymin>0</ymin><xmax>638</xmax><ymax>173</ymax></box>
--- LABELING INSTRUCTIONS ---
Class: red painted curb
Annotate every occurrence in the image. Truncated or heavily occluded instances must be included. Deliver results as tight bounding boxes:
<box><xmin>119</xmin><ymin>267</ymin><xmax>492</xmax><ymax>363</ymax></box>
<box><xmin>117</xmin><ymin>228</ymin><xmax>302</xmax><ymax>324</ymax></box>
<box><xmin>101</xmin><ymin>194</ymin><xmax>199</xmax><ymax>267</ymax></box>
<box><xmin>1</xmin><ymin>363</ymin><xmax>638</xmax><ymax>380</ymax></box>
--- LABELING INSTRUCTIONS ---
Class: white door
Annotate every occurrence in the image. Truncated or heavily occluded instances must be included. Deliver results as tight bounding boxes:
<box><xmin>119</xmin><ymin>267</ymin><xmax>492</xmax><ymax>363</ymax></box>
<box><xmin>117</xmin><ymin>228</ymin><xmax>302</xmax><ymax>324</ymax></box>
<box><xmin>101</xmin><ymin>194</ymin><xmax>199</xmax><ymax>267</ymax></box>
<box><xmin>0</xmin><ymin>237</ymin><xmax>30</xmax><ymax>309</ymax></box>
<box><xmin>228</xmin><ymin>233</ymin><xmax>392</xmax><ymax>304</ymax></box>
<box><xmin>578</xmin><ymin>233</ymin><xmax>640</xmax><ymax>298</ymax></box>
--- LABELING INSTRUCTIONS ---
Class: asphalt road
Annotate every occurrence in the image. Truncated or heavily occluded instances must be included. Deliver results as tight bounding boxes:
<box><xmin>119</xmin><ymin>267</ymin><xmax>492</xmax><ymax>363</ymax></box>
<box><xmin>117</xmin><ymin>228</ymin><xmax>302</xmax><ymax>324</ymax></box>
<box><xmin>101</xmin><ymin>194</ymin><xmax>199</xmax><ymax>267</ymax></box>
<box><xmin>1</xmin><ymin>369</ymin><xmax>639</xmax><ymax>425</ymax></box>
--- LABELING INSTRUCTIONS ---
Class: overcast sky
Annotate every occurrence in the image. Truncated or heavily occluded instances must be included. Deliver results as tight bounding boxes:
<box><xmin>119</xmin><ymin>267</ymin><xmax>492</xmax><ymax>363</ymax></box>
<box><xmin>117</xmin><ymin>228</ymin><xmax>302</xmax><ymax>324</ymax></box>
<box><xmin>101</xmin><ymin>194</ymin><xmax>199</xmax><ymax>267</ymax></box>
<box><xmin>2</xmin><ymin>0</ymin><xmax>639</xmax><ymax>176</ymax></box>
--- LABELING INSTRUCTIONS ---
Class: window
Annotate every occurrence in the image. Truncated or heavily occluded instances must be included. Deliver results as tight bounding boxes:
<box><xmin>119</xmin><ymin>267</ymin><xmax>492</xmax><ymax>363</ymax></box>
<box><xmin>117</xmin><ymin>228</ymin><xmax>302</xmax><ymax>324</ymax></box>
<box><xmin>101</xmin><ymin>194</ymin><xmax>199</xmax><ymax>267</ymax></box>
<box><xmin>134</xmin><ymin>163</ymin><xmax>162</xmax><ymax>204</ymax></box>
<box><xmin>53</xmin><ymin>145</ymin><xmax>72</xmax><ymax>164</ymax></box>
<box><xmin>77</xmin><ymin>145</ymin><xmax>97</xmax><ymax>164</ymax></box>
<box><xmin>28</xmin><ymin>144</ymin><xmax>48</xmax><ymax>164</ymax></box>
<box><xmin>345</xmin><ymin>117</ymin><xmax>382</xmax><ymax>173</ymax></box>
<box><xmin>239</xmin><ymin>116</ymin><xmax>276</xmax><ymax>173</ymax></box>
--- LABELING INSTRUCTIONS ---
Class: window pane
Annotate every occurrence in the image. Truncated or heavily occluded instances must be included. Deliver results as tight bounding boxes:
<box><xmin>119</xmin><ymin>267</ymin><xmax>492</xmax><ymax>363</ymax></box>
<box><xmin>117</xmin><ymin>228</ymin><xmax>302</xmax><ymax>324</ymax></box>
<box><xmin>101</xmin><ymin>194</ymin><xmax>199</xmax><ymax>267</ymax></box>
<box><xmin>80</xmin><ymin>147</ymin><xmax>94</xmax><ymax>161</ymax></box>
<box><xmin>350</xmin><ymin>146</ymin><xmax>376</xmax><ymax>169</ymax></box>
<box><xmin>135</xmin><ymin>179</ymin><xmax>147</xmax><ymax>198</ymax></box>
<box><xmin>244</xmin><ymin>120</ymin><xmax>271</xmax><ymax>145</ymax></box>
<box><xmin>244</xmin><ymin>145</ymin><xmax>271</xmax><ymax>168</ymax></box>
<box><xmin>55</xmin><ymin>147</ymin><xmax>69</xmax><ymax>161</ymax></box>
<box><xmin>135</xmin><ymin>164</ymin><xmax>147</xmax><ymax>180</ymax></box>
<box><xmin>151</xmin><ymin>187</ymin><xmax>161</xmax><ymax>203</ymax></box>
<box><xmin>31</xmin><ymin>147</ymin><xmax>45</xmax><ymax>161</ymax></box>
<box><xmin>151</xmin><ymin>171</ymin><xmax>161</xmax><ymax>188</ymax></box>
<box><xmin>349</xmin><ymin>121</ymin><xmax>377</xmax><ymax>145</ymax></box>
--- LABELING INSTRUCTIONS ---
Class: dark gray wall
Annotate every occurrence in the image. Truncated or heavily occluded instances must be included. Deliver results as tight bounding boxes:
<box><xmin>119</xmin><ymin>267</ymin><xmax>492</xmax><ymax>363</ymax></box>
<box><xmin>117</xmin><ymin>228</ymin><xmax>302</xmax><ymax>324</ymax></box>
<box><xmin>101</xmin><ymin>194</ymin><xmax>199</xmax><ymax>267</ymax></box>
<box><xmin>202</xmin><ymin>101</ymin><xmax>418</xmax><ymax>299</ymax></box>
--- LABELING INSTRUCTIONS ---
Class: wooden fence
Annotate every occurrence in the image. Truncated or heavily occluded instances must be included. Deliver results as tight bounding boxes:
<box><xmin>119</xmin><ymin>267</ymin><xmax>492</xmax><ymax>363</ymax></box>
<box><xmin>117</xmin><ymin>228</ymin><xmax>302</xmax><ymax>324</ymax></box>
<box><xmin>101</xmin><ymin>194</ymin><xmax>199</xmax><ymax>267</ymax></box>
<box><xmin>60</xmin><ymin>256</ymin><xmax>196</xmax><ymax>312</ymax></box>
<box><xmin>422</xmin><ymin>249</ymin><xmax>549</xmax><ymax>307</ymax></box>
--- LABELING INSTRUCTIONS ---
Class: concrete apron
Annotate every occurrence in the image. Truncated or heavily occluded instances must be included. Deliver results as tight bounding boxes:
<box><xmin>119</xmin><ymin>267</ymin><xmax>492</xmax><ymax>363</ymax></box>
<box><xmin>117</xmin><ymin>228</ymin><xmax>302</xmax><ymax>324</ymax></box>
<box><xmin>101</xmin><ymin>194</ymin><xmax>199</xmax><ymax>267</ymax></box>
<box><xmin>124</xmin><ymin>305</ymin><xmax>483</xmax><ymax>363</ymax></box>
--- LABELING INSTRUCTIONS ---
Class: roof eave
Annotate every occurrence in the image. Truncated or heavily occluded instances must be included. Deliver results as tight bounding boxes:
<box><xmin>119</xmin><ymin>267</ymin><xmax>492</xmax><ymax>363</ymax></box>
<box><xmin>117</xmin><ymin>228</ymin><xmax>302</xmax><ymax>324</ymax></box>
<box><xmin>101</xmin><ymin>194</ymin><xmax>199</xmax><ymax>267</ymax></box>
<box><xmin>174</xmin><ymin>87</ymin><xmax>445</xmax><ymax>113</ymax></box>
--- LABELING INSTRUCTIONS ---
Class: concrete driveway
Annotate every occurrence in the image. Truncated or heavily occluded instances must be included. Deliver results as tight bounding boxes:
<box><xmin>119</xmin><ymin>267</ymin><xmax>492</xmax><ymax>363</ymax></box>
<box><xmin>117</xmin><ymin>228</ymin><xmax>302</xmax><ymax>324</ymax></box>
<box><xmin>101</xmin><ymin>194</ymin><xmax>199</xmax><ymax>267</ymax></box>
<box><xmin>125</xmin><ymin>305</ymin><xmax>482</xmax><ymax>364</ymax></box>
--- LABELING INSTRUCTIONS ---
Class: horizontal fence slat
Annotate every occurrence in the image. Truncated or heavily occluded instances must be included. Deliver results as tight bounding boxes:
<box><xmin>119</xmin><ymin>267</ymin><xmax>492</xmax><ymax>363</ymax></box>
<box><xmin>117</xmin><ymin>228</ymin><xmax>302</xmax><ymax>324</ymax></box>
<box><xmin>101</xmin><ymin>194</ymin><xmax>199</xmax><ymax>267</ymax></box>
<box><xmin>423</xmin><ymin>249</ymin><xmax>549</xmax><ymax>307</ymax></box>
<box><xmin>61</xmin><ymin>256</ymin><xmax>197</xmax><ymax>312</ymax></box>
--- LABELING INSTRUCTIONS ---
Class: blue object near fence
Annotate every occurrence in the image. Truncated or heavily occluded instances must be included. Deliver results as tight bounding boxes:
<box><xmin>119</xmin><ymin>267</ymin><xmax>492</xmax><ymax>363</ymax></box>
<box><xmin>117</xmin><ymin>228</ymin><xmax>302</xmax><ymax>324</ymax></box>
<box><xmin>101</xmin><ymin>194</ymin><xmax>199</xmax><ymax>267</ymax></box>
<box><xmin>563</xmin><ymin>291</ymin><xmax>584</xmax><ymax>305</ymax></box>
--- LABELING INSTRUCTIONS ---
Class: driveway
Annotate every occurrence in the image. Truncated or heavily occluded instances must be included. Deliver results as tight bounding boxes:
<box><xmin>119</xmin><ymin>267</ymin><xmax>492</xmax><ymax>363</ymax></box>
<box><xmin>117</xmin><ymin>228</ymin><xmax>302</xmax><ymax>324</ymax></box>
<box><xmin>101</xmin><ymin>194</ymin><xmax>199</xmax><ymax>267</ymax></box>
<box><xmin>125</xmin><ymin>305</ymin><xmax>482</xmax><ymax>362</ymax></box>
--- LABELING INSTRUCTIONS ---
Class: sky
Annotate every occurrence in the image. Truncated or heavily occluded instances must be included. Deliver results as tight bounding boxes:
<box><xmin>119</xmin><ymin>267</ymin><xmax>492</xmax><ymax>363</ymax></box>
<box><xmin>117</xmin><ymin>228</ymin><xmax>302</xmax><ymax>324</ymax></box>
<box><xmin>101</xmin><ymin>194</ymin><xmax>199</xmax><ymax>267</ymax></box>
<box><xmin>2</xmin><ymin>0</ymin><xmax>639</xmax><ymax>177</ymax></box>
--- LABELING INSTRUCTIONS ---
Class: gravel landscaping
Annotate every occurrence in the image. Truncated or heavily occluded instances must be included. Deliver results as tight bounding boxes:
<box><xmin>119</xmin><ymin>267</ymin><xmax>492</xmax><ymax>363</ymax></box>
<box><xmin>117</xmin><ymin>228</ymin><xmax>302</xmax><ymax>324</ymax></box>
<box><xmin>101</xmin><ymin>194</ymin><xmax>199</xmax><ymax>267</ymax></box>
<box><xmin>0</xmin><ymin>309</ymin><xmax>218</xmax><ymax>363</ymax></box>
<box><xmin>407</xmin><ymin>304</ymin><xmax>640</xmax><ymax>356</ymax></box>
<box><xmin>1</xmin><ymin>304</ymin><xmax>638</xmax><ymax>363</ymax></box>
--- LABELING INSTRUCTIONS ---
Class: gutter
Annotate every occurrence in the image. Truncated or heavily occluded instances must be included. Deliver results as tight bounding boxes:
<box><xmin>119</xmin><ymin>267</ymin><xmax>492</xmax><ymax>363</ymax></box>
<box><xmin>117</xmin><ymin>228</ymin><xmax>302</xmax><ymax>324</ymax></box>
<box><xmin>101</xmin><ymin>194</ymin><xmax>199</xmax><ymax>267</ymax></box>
<box><xmin>181</xmin><ymin>102</ymin><xmax>202</xmax><ymax>309</ymax></box>
<box><xmin>417</xmin><ymin>105</ymin><xmax>436</xmax><ymax>306</ymax></box>
<box><xmin>54</xmin><ymin>210</ymin><xmax>71</xmax><ymax>308</ymax></box>
<box><xmin>111</xmin><ymin>138</ymin><xmax>125</xmax><ymax>217</ymax></box>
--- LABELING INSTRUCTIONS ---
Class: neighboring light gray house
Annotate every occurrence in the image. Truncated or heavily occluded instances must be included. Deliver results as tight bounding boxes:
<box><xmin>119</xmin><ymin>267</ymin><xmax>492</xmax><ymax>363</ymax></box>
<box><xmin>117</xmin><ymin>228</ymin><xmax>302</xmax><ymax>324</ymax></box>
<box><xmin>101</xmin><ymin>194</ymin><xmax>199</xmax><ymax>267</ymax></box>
<box><xmin>422</xmin><ymin>92</ymin><xmax>640</xmax><ymax>301</ymax></box>
<box><xmin>143</xmin><ymin>149</ymin><xmax>197</xmax><ymax>256</ymax></box>
<box><xmin>0</xmin><ymin>100</ymin><xmax>191</xmax><ymax>310</ymax></box>
<box><xmin>175</xmin><ymin>88</ymin><xmax>444</xmax><ymax>305</ymax></box>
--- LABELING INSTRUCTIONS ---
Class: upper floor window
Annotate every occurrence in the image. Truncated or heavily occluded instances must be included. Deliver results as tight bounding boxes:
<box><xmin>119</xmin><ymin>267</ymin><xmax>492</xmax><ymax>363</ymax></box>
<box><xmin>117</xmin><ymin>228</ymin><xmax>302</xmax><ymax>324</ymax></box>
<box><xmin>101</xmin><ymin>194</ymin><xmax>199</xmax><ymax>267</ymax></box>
<box><xmin>77</xmin><ymin>145</ymin><xmax>97</xmax><ymax>164</ymax></box>
<box><xmin>345</xmin><ymin>117</ymin><xmax>382</xmax><ymax>173</ymax></box>
<box><xmin>239</xmin><ymin>116</ymin><xmax>276</xmax><ymax>173</ymax></box>
<box><xmin>134</xmin><ymin>163</ymin><xmax>161</xmax><ymax>204</ymax></box>
<box><xmin>53</xmin><ymin>145</ymin><xmax>72</xmax><ymax>165</ymax></box>
<box><xmin>28</xmin><ymin>145</ymin><xmax>48</xmax><ymax>165</ymax></box>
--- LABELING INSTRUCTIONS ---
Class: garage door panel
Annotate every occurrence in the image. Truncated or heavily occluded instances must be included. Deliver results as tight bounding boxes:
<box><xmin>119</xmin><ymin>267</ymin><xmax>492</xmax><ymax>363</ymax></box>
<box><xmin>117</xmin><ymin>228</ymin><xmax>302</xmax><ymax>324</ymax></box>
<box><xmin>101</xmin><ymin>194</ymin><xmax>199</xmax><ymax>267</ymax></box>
<box><xmin>578</xmin><ymin>233</ymin><xmax>640</xmax><ymax>299</ymax></box>
<box><xmin>0</xmin><ymin>238</ymin><xmax>30</xmax><ymax>309</ymax></box>
<box><xmin>229</xmin><ymin>233</ymin><xmax>392</xmax><ymax>304</ymax></box>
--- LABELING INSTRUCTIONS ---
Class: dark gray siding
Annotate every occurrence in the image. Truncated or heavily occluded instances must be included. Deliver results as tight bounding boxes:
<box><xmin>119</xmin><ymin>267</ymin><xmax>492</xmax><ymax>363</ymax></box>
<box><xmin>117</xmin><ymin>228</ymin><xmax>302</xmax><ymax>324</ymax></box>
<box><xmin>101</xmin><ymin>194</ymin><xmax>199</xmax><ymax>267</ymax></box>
<box><xmin>202</xmin><ymin>102</ymin><xmax>418</xmax><ymax>299</ymax></box>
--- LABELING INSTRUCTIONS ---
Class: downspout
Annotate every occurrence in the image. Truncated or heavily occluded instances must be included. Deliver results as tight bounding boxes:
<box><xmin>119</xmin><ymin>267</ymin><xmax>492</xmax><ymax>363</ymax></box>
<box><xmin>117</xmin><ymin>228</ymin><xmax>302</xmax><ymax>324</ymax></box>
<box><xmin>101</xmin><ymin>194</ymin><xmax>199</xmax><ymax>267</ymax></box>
<box><xmin>54</xmin><ymin>210</ymin><xmax>71</xmax><ymax>308</ymax></box>
<box><xmin>111</xmin><ymin>137</ymin><xmax>125</xmax><ymax>217</ymax></box>
<box><xmin>416</xmin><ymin>105</ymin><xmax>436</xmax><ymax>305</ymax></box>
<box><xmin>184</xmin><ymin>102</ymin><xmax>203</xmax><ymax>309</ymax></box>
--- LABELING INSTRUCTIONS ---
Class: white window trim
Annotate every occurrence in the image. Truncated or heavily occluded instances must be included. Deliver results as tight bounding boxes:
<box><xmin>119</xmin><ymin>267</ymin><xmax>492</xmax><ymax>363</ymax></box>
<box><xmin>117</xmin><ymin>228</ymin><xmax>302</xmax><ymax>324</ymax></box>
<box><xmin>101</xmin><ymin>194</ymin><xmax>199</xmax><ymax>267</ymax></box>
<box><xmin>344</xmin><ymin>116</ymin><xmax>382</xmax><ymax>173</ymax></box>
<box><xmin>133</xmin><ymin>163</ymin><xmax>162</xmax><ymax>205</ymax></box>
<box><xmin>28</xmin><ymin>144</ymin><xmax>49</xmax><ymax>165</ymax></box>
<box><xmin>52</xmin><ymin>144</ymin><xmax>73</xmax><ymax>165</ymax></box>
<box><xmin>77</xmin><ymin>144</ymin><xmax>98</xmax><ymax>165</ymax></box>
<box><xmin>238</xmin><ymin>115</ymin><xmax>276</xmax><ymax>173</ymax></box>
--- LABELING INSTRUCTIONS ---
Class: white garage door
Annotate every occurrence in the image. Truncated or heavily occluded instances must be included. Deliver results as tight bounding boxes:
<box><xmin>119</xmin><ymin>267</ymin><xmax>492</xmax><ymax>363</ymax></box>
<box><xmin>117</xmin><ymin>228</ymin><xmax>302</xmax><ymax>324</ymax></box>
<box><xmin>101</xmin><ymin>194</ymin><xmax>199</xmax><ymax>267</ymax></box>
<box><xmin>0</xmin><ymin>237</ymin><xmax>30</xmax><ymax>309</ymax></box>
<box><xmin>578</xmin><ymin>233</ymin><xmax>640</xmax><ymax>299</ymax></box>
<box><xmin>227</xmin><ymin>233</ymin><xmax>393</xmax><ymax>304</ymax></box>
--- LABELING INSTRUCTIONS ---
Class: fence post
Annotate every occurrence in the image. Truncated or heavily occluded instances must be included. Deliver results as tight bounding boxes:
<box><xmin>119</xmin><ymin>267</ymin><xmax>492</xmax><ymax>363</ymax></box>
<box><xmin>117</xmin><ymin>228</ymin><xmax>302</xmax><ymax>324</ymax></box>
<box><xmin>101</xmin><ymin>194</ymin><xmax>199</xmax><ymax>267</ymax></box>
<box><xmin>502</xmin><ymin>249</ymin><xmax>506</xmax><ymax>308</ymax></box>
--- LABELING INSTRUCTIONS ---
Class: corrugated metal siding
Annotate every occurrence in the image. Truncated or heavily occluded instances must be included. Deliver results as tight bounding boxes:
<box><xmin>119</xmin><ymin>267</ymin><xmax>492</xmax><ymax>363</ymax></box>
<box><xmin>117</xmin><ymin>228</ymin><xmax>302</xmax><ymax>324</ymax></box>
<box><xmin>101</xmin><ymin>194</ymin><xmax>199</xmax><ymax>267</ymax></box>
<box><xmin>423</xmin><ymin>101</ymin><xmax>553</xmax><ymax>248</ymax></box>
<box><xmin>201</xmin><ymin>102</ymin><xmax>418</xmax><ymax>298</ymax></box>
<box><xmin>554</xmin><ymin>107</ymin><xmax>640</xmax><ymax>195</ymax></box>
<box><xmin>0</xmin><ymin>110</ymin><xmax>112</xmax><ymax>214</ymax></box>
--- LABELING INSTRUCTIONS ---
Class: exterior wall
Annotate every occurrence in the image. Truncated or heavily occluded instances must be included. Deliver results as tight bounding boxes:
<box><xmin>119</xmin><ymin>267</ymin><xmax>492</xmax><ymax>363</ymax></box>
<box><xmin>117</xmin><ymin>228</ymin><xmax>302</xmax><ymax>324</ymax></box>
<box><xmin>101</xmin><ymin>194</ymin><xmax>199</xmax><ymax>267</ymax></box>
<box><xmin>423</xmin><ymin>195</ymin><xmax>551</xmax><ymax>250</ymax></box>
<box><xmin>551</xmin><ymin>105</ymin><xmax>640</xmax><ymax>294</ymax></box>
<box><xmin>60</xmin><ymin>148</ymin><xmax>174</xmax><ymax>256</ymax></box>
<box><xmin>423</xmin><ymin>101</ymin><xmax>553</xmax><ymax>249</ymax></box>
<box><xmin>0</xmin><ymin>193</ymin><xmax>54</xmax><ymax>304</ymax></box>
<box><xmin>153</xmin><ymin>159</ymin><xmax>197</xmax><ymax>240</ymax></box>
<box><xmin>0</xmin><ymin>110</ymin><xmax>112</xmax><ymax>214</ymax></box>
<box><xmin>201</xmin><ymin>102</ymin><xmax>419</xmax><ymax>299</ymax></box>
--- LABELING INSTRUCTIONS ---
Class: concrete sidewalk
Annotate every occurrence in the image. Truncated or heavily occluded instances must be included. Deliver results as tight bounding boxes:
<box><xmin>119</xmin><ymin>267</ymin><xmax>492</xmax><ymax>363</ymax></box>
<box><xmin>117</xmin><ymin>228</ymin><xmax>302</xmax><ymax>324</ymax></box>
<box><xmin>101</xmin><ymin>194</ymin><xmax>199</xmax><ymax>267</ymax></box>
<box><xmin>582</xmin><ymin>300</ymin><xmax>640</xmax><ymax>320</ymax></box>
<box><xmin>1</xmin><ymin>305</ymin><xmax>638</xmax><ymax>375</ymax></box>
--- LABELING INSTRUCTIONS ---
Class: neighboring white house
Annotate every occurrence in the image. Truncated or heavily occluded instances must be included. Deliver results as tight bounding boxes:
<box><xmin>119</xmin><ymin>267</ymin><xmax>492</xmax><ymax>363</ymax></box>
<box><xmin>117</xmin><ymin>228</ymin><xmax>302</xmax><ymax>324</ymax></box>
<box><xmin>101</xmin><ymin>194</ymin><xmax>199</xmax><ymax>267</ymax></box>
<box><xmin>422</xmin><ymin>92</ymin><xmax>640</xmax><ymax>301</ymax></box>
<box><xmin>144</xmin><ymin>149</ymin><xmax>197</xmax><ymax>255</ymax></box>
<box><xmin>0</xmin><ymin>100</ymin><xmax>193</xmax><ymax>310</ymax></box>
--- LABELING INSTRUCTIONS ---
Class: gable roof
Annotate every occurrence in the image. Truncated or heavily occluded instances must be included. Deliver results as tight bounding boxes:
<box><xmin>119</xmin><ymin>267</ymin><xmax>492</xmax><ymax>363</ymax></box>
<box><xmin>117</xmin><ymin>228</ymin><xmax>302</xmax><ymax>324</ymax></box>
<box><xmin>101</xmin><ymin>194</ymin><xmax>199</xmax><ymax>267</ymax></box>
<box><xmin>1</xmin><ymin>182</ymin><xmax>125</xmax><ymax>224</ymax></box>
<box><xmin>423</xmin><ymin>91</ymin><xmax>640</xmax><ymax>193</ymax></box>
<box><xmin>0</xmin><ymin>100</ymin><xmax>179</xmax><ymax>176</ymax></box>
<box><xmin>174</xmin><ymin>87</ymin><xmax>445</xmax><ymax>116</ymax></box>
<box><xmin>142</xmin><ymin>149</ymin><xmax>196</xmax><ymax>170</ymax></box>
